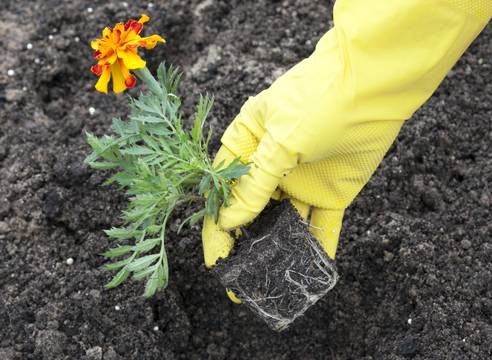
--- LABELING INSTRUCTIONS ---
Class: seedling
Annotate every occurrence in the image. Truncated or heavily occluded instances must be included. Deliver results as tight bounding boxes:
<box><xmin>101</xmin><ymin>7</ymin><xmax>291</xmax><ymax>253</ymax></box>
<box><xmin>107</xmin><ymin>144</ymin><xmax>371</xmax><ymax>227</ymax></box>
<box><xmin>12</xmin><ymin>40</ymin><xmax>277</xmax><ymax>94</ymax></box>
<box><xmin>86</xmin><ymin>15</ymin><xmax>248</xmax><ymax>297</ymax></box>
<box><xmin>86</xmin><ymin>64</ymin><xmax>248</xmax><ymax>297</ymax></box>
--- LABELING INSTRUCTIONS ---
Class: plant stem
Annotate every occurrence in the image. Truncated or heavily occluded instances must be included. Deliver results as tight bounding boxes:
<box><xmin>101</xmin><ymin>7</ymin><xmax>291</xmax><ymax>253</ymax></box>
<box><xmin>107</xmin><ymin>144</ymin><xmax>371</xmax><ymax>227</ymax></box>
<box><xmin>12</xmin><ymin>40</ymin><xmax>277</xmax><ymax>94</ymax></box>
<box><xmin>134</xmin><ymin>67</ymin><xmax>163</xmax><ymax>97</ymax></box>
<box><xmin>159</xmin><ymin>208</ymin><xmax>173</xmax><ymax>286</ymax></box>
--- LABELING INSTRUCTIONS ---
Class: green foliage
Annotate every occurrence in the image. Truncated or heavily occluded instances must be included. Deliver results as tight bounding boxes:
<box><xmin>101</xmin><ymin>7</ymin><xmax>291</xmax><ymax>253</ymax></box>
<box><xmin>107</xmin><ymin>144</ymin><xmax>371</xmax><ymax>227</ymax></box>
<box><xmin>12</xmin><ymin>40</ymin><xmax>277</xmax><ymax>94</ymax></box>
<box><xmin>85</xmin><ymin>63</ymin><xmax>249</xmax><ymax>297</ymax></box>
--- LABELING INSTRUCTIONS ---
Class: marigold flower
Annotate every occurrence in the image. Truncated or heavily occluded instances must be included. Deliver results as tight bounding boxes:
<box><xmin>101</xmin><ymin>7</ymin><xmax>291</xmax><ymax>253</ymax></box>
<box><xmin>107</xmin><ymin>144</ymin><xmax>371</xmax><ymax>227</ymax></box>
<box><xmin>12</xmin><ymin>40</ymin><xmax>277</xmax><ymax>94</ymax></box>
<box><xmin>90</xmin><ymin>15</ymin><xmax>165</xmax><ymax>94</ymax></box>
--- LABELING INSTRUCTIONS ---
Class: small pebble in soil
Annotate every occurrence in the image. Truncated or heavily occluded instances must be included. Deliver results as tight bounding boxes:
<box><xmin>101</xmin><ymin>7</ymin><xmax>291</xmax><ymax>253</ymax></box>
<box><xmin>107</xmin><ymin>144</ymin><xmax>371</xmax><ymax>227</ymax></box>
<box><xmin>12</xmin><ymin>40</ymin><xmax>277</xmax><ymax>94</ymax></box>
<box><xmin>384</xmin><ymin>251</ymin><xmax>394</xmax><ymax>262</ymax></box>
<box><xmin>89</xmin><ymin>107</ymin><xmax>96</xmax><ymax>116</ymax></box>
<box><xmin>26</xmin><ymin>43</ymin><xmax>33</xmax><ymax>50</ymax></box>
<box><xmin>86</xmin><ymin>346</ymin><xmax>102</xmax><ymax>360</ymax></box>
<box><xmin>460</xmin><ymin>239</ymin><xmax>472</xmax><ymax>249</ymax></box>
<box><xmin>74</xmin><ymin>37</ymin><xmax>80</xmax><ymax>43</ymax></box>
<box><xmin>66</xmin><ymin>258</ymin><xmax>74</xmax><ymax>265</ymax></box>
<box><xmin>34</xmin><ymin>58</ymin><xmax>40</xmax><ymax>64</ymax></box>
<box><xmin>122</xmin><ymin>1</ymin><xmax>128</xmax><ymax>7</ymax></box>
<box><xmin>114</xmin><ymin>305</ymin><xmax>121</xmax><ymax>311</ymax></box>
<box><xmin>407</xmin><ymin>318</ymin><xmax>412</xmax><ymax>325</ymax></box>
<box><xmin>153</xmin><ymin>326</ymin><xmax>159</xmax><ymax>331</ymax></box>
<box><xmin>87</xmin><ymin>7</ymin><xmax>93</xmax><ymax>13</ymax></box>
<box><xmin>7</xmin><ymin>69</ymin><xmax>15</xmax><ymax>77</ymax></box>
<box><xmin>148</xmin><ymin>2</ymin><xmax>154</xmax><ymax>8</ymax></box>
<box><xmin>48</xmin><ymin>35</ymin><xmax>53</xmax><ymax>40</ymax></box>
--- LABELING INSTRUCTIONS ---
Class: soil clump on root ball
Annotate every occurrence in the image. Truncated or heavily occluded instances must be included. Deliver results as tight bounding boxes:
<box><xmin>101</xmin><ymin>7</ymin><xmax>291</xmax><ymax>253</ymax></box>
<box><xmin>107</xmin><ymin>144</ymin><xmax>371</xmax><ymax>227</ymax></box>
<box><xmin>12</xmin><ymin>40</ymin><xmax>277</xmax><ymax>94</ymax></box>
<box><xmin>213</xmin><ymin>200</ymin><xmax>338</xmax><ymax>331</ymax></box>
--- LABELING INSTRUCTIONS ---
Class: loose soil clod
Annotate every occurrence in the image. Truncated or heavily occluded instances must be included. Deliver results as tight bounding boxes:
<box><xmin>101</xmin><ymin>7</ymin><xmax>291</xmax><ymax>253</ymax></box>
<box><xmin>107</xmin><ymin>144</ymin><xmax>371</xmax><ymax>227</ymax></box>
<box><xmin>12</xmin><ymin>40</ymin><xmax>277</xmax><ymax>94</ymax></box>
<box><xmin>214</xmin><ymin>201</ymin><xmax>338</xmax><ymax>331</ymax></box>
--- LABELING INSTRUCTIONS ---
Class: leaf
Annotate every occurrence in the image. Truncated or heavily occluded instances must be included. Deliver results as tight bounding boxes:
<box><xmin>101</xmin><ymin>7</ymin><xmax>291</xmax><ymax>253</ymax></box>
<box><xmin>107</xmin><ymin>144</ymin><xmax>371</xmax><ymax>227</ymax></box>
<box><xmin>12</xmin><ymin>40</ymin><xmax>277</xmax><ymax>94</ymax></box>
<box><xmin>104</xmin><ymin>227</ymin><xmax>134</xmax><ymax>239</ymax></box>
<box><xmin>126</xmin><ymin>254</ymin><xmax>160</xmax><ymax>272</ymax></box>
<box><xmin>103</xmin><ymin>257</ymin><xmax>132</xmax><ymax>271</ymax></box>
<box><xmin>178</xmin><ymin>209</ymin><xmax>206</xmax><ymax>233</ymax></box>
<box><xmin>145</xmin><ymin>225</ymin><xmax>162</xmax><ymax>234</ymax></box>
<box><xmin>106</xmin><ymin>172</ymin><xmax>135</xmax><ymax>187</ymax></box>
<box><xmin>221</xmin><ymin>183</ymin><xmax>231</xmax><ymax>208</ymax></box>
<box><xmin>132</xmin><ymin>96</ymin><xmax>163</xmax><ymax>116</ymax></box>
<box><xmin>157</xmin><ymin>262</ymin><xmax>168</xmax><ymax>289</ymax></box>
<box><xmin>158</xmin><ymin>63</ymin><xmax>182</xmax><ymax>94</ymax></box>
<box><xmin>198</xmin><ymin>174</ymin><xmax>211</xmax><ymax>195</ymax></box>
<box><xmin>142</xmin><ymin>134</ymin><xmax>160</xmax><ymax>151</ymax></box>
<box><xmin>156</xmin><ymin>62</ymin><xmax>168</xmax><ymax>87</ymax></box>
<box><xmin>136</xmin><ymin>158</ymin><xmax>152</xmax><ymax>177</ymax></box>
<box><xmin>120</xmin><ymin>146</ymin><xmax>154</xmax><ymax>156</ymax></box>
<box><xmin>111</xmin><ymin>118</ymin><xmax>126</xmax><ymax>136</ymax></box>
<box><xmin>147</xmin><ymin>124</ymin><xmax>171</xmax><ymax>136</ymax></box>
<box><xmin>85</xmin><ymin>133</ymin><xmax>118</xmax><ymax>161</ymax></box>
<box><xmin>132</xmin><ymin>238</ymin><xmax>160</xmax><ymax>253</ymax></box>
<box><xmin>105</xmin><ymin>268</ymin><xmax>130</xmax><ymax>289</ymax></box>
<box><xmin>144</xmin><ymin>268</ymin><xmax>160</xmax><ymax>298</ymax></box>
<box><xmin>131</xmin><ymin>194</ymin><xmax>159</xmax><ymax>207</ymax></box>
<box><xmin>84</xmin><ymin>152</ymin><xmax>98</xmax><ymax>164</ymax></box>
<box><xmin>191</xmin><ymin>95</ymin><xmax>213</xmax><ymax>144</ymax></box>
<box><xmin>206</xmin><ymin>189</ymin><xmax>220</xmax><ymax>222</ymax></box>
<box><xmin>132</xmin><ymin>265</ymin><xmax>157</xmax><ymax>281</ymax></box>
<box><xmin>189</xmin><ymin>209</ymin><xmax>207</xmax><ymax>225</ymax></box>
<box><xmin>101</xmin><ymin>245</ymin><xmax>133</xmax><ymax>258</ymax></box>
<box><xmin>123</xmin><ymin>206</ymin><xmax>150</xmax><ymax>223</ymax></box>
<box><xmin>88</xmin><ymin>161</ymin><xmax>119</xmax><ymax>170</ymax></box>
<box><xmin>148</xmin><ymin>156</ymin><xmax>168</xmax><ymax>166</ymax></box>
<box><xmin>112</xmin><ymin>117</ymin><xmax>139</xmax><ymax>135</ymax></box>
<box><xmin>132</xmin><ymin>115</ymin><xmax>165</xmax><ymax>124</ymax></box>
<box><xmin>218</xmin><ymin>158</ymin><xmax>250</xmax><ymax>180</ymax></box>
<box><xmin>86</xmin><ymin>132</ymin><xmax>104</xmax><ymax>153</ymax></box>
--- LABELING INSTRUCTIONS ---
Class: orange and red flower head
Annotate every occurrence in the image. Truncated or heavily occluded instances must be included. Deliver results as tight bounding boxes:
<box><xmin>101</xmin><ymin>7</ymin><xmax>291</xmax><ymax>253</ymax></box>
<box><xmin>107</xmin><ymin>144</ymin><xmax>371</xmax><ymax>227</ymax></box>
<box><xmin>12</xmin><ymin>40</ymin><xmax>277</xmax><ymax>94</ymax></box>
<box><xmin>90</xmin><ymin>15</ymin><xmax>165</xmax><ymax>94</ymax></box>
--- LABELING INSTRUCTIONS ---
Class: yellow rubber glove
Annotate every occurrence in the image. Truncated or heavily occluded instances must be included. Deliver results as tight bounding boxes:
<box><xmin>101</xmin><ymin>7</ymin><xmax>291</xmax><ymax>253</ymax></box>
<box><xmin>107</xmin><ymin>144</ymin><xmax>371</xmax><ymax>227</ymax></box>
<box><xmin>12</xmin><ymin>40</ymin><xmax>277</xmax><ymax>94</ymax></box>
<box><xmin>202</xmin><ymin>0</ymin><xmax>491</xmax><ymax>299</ymax></box>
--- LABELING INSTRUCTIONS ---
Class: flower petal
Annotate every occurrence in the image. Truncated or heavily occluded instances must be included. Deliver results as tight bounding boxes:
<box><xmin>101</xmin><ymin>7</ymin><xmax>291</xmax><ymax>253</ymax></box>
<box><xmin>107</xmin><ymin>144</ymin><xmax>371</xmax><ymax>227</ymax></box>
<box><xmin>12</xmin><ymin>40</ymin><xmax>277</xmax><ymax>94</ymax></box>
<box><xmin>102</xmin><ymin>27</ymin><xmax>112</xmax><ymax>38</ymax></box>
<box><xmin>138</xmin><ymin>14</ymin><xmax>150</xmax><ymax>25</ymax></box>
<box><xmin>125</xmin><ymin>75</ymin><xmax>136</xmax><ymax>89</ymax></box>
<box><xmin>125</xmin><ymin>19</ymin><xmax>143</xmax><ymax>34</ymax></box>
<box><xmin>139</xmin><ymin>34</ymin><xmax>166</xmax><ymax>49</ymax></box>
<box><xmin>110</xmin><ymin>62</ymin><xmax>127</xmax><ymax>93</ymax></box>
<box><xmin>95</xmin><ymin>66</ymin><xmax>111</xmax><ymax>94</ymax></box>
<box><xmin>91</xmin><ymin>64</ymin><xmax>103</xmax><ymax>76</ymax></box>
<box><xmin>118</xmin><ymin>60</ymin><xmax>137</xmax><ymax>89</ymax></box>
<box><xmin>117</xmin><ymin>48</ymin><xmax>146</xmax><ymax>69</ymax></box>
<box><xmin>112</xmin><ymin>23</ymin><xmax>125</xmax><ymax>44</ymax></box>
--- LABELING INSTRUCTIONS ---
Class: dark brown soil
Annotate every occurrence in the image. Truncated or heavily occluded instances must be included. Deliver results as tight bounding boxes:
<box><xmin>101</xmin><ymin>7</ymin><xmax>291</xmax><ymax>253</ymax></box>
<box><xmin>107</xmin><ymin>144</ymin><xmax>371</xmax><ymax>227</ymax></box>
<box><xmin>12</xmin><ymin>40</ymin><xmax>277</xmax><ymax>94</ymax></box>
<box><xmin>0</xmin><ymin>0</ymin><xmax>491</xmax><ymax>359</ymax></box>
<box><xmin>214</xmin><ymin>200</ymin><xmax>338</xmax><ymax>332</ymax></box>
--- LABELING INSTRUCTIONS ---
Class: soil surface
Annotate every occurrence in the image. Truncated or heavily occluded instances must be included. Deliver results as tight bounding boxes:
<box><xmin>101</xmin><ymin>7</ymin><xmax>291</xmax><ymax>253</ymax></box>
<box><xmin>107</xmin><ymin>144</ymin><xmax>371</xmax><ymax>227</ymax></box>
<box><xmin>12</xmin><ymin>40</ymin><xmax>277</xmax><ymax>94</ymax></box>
<box><xmin>0</xmin><ymin>0</ymin><xmax>491</xmax><ymax>359</ymax></box>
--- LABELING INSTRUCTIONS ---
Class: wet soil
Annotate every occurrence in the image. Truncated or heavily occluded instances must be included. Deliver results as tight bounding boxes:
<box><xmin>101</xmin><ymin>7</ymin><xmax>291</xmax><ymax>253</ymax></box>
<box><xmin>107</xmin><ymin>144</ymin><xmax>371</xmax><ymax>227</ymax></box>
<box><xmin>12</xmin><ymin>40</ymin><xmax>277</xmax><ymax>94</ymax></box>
<box><xmin>0</xmin><ymin>0</ymin><xmax>491</xmax><ymax>359</ymax></box>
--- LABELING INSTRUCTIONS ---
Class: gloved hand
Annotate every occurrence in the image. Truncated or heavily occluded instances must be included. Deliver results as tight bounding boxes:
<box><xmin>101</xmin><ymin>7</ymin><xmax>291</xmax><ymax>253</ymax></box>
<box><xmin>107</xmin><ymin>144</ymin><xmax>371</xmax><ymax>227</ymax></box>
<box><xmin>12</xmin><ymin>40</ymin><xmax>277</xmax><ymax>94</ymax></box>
<box><xmin>202</xmin><ymin>0</ymin><xmax>491</xmax><ymax>300</ymax></box>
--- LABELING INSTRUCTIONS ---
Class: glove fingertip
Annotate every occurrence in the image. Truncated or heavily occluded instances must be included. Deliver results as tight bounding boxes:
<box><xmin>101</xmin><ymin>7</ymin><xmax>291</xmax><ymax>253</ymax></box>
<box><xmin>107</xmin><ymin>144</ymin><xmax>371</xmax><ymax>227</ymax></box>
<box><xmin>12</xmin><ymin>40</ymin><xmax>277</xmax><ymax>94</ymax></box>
<box><xmin>217</xmin><ymin>205</ymin><xmax>256</xmax><ymax>231</ymax></box>
<box><xmin>202</xmin><ymin>216</ymin><xmax>235</xmax><ymax>268</ymax></box>
<box><xmin>226</xmin><ymin>289</ymin><xmax>242</xmax><ymax>304</ymax></box>
<box><xmin>309</xmin><ymin>208</ymin><xmax>345</xmax><ymax>260</ymax></box>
